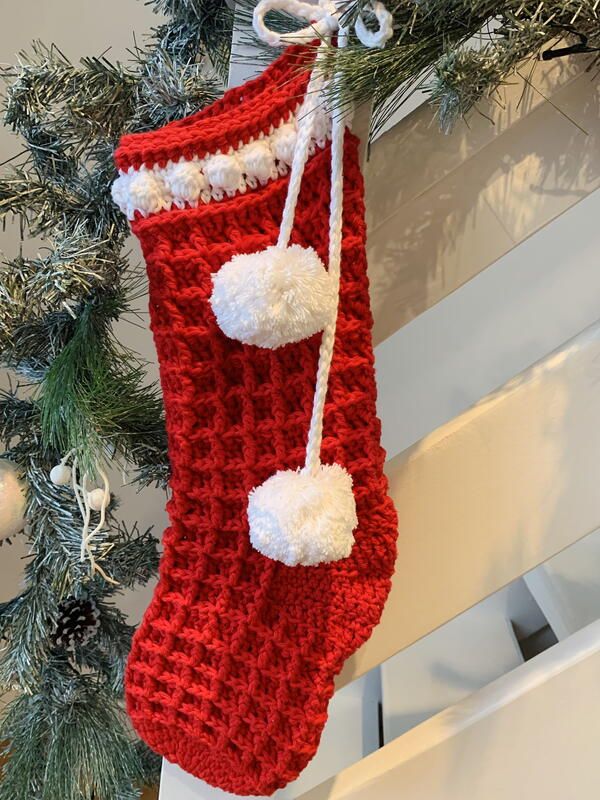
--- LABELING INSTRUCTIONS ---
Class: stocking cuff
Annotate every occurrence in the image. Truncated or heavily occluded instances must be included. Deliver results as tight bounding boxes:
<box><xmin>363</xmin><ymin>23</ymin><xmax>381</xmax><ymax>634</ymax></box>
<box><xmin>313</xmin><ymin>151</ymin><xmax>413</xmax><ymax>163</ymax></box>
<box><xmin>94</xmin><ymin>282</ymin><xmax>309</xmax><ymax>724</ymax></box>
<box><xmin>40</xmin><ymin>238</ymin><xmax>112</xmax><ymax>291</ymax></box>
<box><xmin>112</xmin><ymin>46</ymin><xmax>333</xmax><ymax>219</ymax></box>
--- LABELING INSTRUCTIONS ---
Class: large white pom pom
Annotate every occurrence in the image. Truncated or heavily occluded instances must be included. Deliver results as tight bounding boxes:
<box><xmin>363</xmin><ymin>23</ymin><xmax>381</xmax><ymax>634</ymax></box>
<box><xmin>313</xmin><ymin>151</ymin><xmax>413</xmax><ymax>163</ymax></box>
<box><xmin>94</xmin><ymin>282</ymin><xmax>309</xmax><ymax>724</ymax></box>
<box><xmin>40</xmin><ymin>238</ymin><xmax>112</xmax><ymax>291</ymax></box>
<box><xmin>248</xmin><ymin>464</ymin><xmax>358</xmax><ymax>566</ymax></box>
<box><xmin>210</xmin><ymin>244</ymin><xmax>336</xmax><ymax>349</ymax></box>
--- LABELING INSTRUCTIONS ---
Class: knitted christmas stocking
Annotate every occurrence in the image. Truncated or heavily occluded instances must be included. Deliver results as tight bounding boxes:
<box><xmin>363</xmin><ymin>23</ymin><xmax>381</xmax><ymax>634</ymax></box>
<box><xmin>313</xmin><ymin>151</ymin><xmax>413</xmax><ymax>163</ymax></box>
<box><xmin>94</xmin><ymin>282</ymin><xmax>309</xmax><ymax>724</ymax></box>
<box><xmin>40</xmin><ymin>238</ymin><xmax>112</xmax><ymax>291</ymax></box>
<box><xmin>113</xmin><ymin>32</ymin><xmax>398</xmax><ymax>799</ymax></box>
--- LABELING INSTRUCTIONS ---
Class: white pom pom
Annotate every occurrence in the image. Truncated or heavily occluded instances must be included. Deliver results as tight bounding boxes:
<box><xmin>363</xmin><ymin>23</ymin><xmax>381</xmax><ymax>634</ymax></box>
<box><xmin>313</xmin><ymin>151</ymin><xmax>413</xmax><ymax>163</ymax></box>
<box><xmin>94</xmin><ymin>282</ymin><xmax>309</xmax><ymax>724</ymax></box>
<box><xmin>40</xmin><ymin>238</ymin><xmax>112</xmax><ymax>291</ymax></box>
<box><xmin>50</xmin><ymin>464</ymin><xmax>72</xmax><ymax>486</ymax></box>
<box><xmin>203</xmin><ymin>153</ymin><xmax>243</xmax><ymax>195</ymax></box>
<box><xmin>210</xmin><ymin>244</ymin><xmax>336</xmax><ymax>349</ymax></box>
<box><xmin>248</xmin><ymin>464</ymin><xmax>358</xmax><ymax>567</ymax></box>
<box><xmin>164</xmin><ymin>160</ymin><xmax>209</xmax><ymax>204</ymax></box>
<box><xmin>271</xmin><ymin>122</ymin><xmax>298</xmax><ymax>166</ymax></box>
<box><xmin>110</xmin><ymin>172</ymin><xmax>131</xmax><ymax>215</ymax></box>
<box><xmin>127</xmin><ymin>170</ymin><xmax>170</xmax><ymax>216</ymax></box>
<box><xmin>239</xmin><ymin>140</ymin><xmax>277</xmax><ymax>185</ymax></box>
<box><xmin>87</xmin><ymin>488</ymin><xmax>108</xmax><ymax>512</ymax></box>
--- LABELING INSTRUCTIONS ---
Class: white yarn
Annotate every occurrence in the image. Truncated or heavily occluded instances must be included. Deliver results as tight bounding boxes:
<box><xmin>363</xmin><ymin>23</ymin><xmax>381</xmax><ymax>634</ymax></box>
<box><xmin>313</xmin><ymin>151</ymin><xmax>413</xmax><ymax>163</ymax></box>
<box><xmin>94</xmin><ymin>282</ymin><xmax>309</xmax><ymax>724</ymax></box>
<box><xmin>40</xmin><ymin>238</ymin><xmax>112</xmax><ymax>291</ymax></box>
<box><xmin>110</xmin><ymin>172</ymin><xmax>133</xmax><ymax>215</ymax></box>
<box><xmin>248</xmin><ymin>464</ymin><xmax>357</xmax><ymax>566</ymax></box>
<box><xmin>163</xmin><ymin>159</ymin><xmax>210</xmax><ymax>205</ymax></box>
<box><xmin>110</xmin><ymin>108</ymin><xmax>333</xmax><ymax>219</ymax></box>
<box><xmin>244</xmin><ymin>7</ymin><xmax>386</xmax><ymax>567</ymax></box>
<box><xmin>252</xmin><ymin>0</ymin><xmax>393</xmax><ymax>48</ymax></box>
<box><xmin>203</xmin><ymin>152</ymin><xmax>245</xmax><ymax>196</ymax></box>
<box><xmin>252</xmin><ymin>0</ymin><xmax>338</xmax><ymax>46</ymax></box>
<box><xmin>239</xmin><ymin>140</ymin><xmax>278</xmax><ymax>187</ymax></box>
<box><xmin>210</xmin><ymin>244</ymin><xmax>335</xmax><ymax>349</ymax></box>
<box><xmin>311</xmin><ymin>111</ymin><xmax>332</xmax><ymax>149</ymax></box>
<box><xmin>271</xmin><ymin>122</ymin><xmax>298</xmax><ymax>168</ymax></box>
<box><xmin>210</xmin><ymin>54</ymin><xmax>332</xmax><ymax>351</ymax></box>
<box><xmin>127</xmin><ymin>170</ymin><xmax>171</xmax><ymax>216</ymax></box>
<box><xmin>354</xmin><ymin>1</ymin><xmax>394</xmax><ymax>48</ymax></box>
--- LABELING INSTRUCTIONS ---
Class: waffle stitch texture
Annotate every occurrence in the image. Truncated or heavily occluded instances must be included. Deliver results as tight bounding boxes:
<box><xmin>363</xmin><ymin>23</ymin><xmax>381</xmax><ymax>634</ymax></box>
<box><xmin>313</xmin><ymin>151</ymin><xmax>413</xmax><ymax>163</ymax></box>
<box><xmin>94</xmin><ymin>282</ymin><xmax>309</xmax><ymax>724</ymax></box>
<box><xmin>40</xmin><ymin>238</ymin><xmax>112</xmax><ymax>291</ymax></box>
<box><xmin>116</xmin><ymin>45</ymin><xmax>399</xmax><ymax>796</ymax></box>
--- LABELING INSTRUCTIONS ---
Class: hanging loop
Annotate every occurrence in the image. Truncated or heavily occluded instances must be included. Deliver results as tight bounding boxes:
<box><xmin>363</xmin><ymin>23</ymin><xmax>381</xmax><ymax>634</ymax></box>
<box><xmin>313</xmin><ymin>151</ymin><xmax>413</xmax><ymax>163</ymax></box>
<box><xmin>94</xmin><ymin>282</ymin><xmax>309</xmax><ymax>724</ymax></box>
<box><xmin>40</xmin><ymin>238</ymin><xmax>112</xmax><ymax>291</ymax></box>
<box><xmin>253</xmin><ymin>0</ymin><xmax>394</xmax><ymax>49</ymax></box>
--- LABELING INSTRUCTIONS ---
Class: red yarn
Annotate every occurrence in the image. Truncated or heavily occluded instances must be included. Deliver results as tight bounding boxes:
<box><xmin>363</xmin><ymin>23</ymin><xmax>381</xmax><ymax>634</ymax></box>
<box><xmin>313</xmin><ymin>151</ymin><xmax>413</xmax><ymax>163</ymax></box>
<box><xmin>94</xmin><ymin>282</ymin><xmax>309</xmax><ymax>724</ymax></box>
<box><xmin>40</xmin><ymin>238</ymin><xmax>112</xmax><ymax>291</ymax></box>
<box><xmin>118</xmin><ymin>45</ymin><xmax>398</xmax><ymax>796</ymax></box>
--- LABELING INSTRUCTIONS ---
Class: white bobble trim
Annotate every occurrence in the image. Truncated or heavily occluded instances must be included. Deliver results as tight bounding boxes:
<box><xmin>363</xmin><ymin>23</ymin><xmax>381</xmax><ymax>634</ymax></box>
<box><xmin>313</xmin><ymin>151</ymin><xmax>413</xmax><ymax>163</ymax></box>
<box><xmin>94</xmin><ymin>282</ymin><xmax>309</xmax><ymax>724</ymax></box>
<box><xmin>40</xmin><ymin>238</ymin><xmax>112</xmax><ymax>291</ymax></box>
<box><xmin>127</xmin><ymin>169</ymin><xmax>171</xmax><ymax>217</ymax></box>
<box><xmin>110</xmin><ymin>172</ymin><xmax>131</xmax><ymax>215</ymax></box>
<box><xmin>312</xmin><ymin>108</ymin><xmax>332</xmax><ymax>149</ymax></box>
<box><xmin>239</xmin><ymin>139</ymin><xmax>278</xmax><ymax>187</ymax></box>
<box><xmin>248</xmin><ymin>464</ymin><xmax>358</xmax><ymax>567</ymax></box>
<box><xmin>204</xmin><ymin>152</ymin><xmax>244</xmax><ymax>196</ymax></box>
<box><xmin>163</xmin><ymin>160</ymin><xmax>210</xmax><ymax>205</ymax></box>
<box><xmin>111</xmin><ymin>104</ymin><xmax>335</xmax><ymax>218</ymax></box>
<box><xmin>271</xmin><ymin>122</ymin><xmax>298</xmax><ymax>167</ymax></box>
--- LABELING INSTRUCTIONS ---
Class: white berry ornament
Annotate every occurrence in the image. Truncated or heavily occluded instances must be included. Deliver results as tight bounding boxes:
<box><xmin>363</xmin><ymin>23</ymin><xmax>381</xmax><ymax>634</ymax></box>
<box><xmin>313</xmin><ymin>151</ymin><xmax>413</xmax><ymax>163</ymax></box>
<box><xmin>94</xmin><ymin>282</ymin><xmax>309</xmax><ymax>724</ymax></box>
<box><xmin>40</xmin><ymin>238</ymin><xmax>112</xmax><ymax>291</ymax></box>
<box><xmin>0</xmin><ymin>460</ymin><xmax>27</xmax><ymax>542</ymax></box>
<box><xmin>88</xmin><ymin>487</ymin><xmax>109</xmax><ymax>512</ymax></box>
<box><xmin>210</xmin><ymin>244</ymin><xmax>335</xmax><ymax>349</ymax></box>
<box><xmin>220</xmin><ymin>33</ymin><xmax>362</xmax><ymax>566</ymax></box>
<box><xmin>50</xmin><ymin>462</ymin><xmax>72</xmax><ymax>486</ymax></box>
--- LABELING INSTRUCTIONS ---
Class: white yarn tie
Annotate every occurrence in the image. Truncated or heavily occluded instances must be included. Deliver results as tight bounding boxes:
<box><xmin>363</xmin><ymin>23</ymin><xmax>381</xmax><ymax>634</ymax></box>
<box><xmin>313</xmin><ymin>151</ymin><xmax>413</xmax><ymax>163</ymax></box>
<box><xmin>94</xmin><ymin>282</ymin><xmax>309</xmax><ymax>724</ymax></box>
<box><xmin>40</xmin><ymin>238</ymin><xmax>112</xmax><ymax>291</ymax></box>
<box><xmin>68</xmin><ymin>454</ymin><xmax>117</xmax><ymax>584</ymax></box>
<box><xmin>276</xmin><ymin>43</ymin><xmax>328</xmax><ymax>250</ymax></box>
<box><xmin>304</xmin><ymin>29</ymin><xmax>348</xmax><ymax>476</ymax></box>
<box><xmin>253</xmin><ymin>0</ymin><xmax>393</xmax><ymax>49</ymax></box>
<box><xmin>246</xmin><ymin>0</ymin><xmax>392</xmax><ymax>565</ymax></box>
<box><xmin>253</xmin><ymin>0</ymin><xmax>392</xmax><ymax>478</ymax></box>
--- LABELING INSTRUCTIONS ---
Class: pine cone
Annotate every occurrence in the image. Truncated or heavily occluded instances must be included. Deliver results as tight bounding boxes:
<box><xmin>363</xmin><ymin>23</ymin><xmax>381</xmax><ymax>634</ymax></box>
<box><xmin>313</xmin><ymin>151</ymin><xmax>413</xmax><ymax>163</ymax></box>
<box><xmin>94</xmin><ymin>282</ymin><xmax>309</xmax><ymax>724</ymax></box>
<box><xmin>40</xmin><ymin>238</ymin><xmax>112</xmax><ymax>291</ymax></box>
<box><xmin>53</xmin><ymin>597</ymin><xmax>100</xmax><ymax>652</ymax></box>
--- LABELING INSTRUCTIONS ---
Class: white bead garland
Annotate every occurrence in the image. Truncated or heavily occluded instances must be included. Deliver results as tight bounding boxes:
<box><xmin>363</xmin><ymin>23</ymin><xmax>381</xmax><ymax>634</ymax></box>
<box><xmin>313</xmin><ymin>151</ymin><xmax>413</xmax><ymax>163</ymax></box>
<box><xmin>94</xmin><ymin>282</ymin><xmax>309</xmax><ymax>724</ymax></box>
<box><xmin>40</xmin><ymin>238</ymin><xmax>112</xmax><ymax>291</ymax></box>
<box><xmin>87</xmin><ymin>487</ymin><xmax>108</xmax><ymax>512</ymax></box>
<box><xmin>50</xmin><ymin>463</ymin><xmax>72</xmax><ymax>486</ymax></box>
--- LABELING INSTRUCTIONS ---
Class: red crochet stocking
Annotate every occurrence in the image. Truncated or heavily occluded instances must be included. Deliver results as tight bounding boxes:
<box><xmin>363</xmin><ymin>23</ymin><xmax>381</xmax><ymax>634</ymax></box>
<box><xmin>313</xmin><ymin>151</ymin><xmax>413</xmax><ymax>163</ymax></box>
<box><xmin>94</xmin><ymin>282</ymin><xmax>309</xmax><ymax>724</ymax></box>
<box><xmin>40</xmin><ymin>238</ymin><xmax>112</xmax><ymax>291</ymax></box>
<box><xmin>113</xmin><ymin>45</ymin><xmax>398</xmax><ymax>796</ymax></box>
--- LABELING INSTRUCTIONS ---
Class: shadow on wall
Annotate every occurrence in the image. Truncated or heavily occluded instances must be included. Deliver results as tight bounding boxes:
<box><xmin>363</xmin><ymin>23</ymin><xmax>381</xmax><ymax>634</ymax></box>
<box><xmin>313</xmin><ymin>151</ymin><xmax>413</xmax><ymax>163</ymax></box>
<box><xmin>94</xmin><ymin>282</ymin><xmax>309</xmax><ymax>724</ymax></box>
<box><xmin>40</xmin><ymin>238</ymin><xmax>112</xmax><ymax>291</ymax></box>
<box><xmin>365</xmin><ymin>56</ymin><xmax>600</xmax><ymax>345</ymax></box>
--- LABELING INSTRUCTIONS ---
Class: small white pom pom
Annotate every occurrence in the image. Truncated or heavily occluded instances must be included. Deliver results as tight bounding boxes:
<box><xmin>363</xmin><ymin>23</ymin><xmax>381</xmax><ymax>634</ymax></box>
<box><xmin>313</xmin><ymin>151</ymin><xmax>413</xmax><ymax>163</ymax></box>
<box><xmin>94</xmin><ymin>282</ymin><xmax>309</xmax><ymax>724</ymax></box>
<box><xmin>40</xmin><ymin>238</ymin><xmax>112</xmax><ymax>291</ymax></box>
<box><xmin>127</xmin><ymin>170</ymin><xmax>170</xmax><ymax>216</ymax></box>
<box><xmin>87</xmin><ymin>488</ymin><xmax>108</xmax><ymax>512</ymax></box>
<box><xmin>271</xmin><ymin>122</ymin><xmax>297</xmax><ymax>166</ymax></box>
<box><xmin>50</xmin><ymin>464</ymin><xmax>72</xmax><ymax>486</ymax></box>
<box><xmin>204</xmin><ymin>153</ymin><xmax>243</xmax><ymax>195</ymax></box>
<box><xmin>110</xmin><ymin>172</ymin><xmax>131</xmax><ymax>215</ymax></box>
<box><xmin>239</xmin><ymin>140</ymin><xmax>277</xmax><ymax>185</ymax></box>
<box><xmin>248</xmin><ymin>464</ymin><xmax>358</xmax><ymax>567</ymax></box>
<box><xmin>210</xmin><ymin>244</ymin><xmax>336</xmax><ymax>349</ymax></box>
<box><xmin>164</xmin><ymin>160</ymin><xmax>209</xmax><ymax>204</ymax></box>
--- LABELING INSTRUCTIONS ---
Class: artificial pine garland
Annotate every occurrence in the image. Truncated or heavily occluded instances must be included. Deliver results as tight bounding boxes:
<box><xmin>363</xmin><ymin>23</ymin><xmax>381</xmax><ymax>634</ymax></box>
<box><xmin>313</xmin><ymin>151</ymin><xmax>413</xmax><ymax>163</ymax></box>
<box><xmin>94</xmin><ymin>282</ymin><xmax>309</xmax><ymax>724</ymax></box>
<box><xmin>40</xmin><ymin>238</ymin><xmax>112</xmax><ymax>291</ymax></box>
<box><xmin>0</xmin><ymin>0</ymin><xmax>597</xmax><ymax>797</ymax></box>
<box><xmin>0</xmin><ymin>2</ymin><xmax>234</xmax><ymax>798</ymax></box>
<box><xmin>242</xmin><ymin>0</ymin><xmax>600</xmax><ymax>137</ymax></box>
